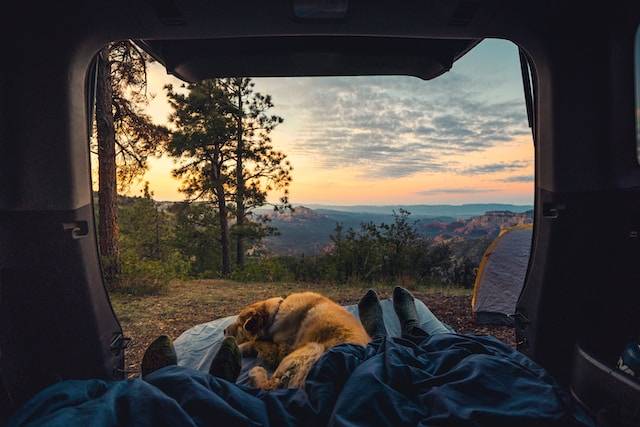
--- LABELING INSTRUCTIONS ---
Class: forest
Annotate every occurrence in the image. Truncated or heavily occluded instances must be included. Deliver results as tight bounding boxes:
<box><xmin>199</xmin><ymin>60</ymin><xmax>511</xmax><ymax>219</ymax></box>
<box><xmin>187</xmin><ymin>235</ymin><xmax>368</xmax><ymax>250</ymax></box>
<box><xmin>111</xmin><ymin>192</ymin><xmax>480</xmax><ymax>294</ymax></box>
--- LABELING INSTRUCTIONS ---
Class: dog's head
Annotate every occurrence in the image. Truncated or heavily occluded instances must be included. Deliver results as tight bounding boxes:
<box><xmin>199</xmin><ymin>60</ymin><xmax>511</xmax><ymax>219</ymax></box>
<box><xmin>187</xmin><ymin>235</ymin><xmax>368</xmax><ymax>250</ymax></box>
<box><xmin>224</xmin><ymin>297</ymin><xmax>283</xmax><ymax>344</ymax></box>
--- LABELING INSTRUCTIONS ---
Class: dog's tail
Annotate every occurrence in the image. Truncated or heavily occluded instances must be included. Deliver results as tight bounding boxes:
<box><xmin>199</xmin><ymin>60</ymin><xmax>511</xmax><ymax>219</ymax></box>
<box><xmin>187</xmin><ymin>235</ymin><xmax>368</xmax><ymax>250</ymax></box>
<box><xmin>266</xmin><ymin>342</ymin><xmax>326</xmax><ymax>389</ymax></box>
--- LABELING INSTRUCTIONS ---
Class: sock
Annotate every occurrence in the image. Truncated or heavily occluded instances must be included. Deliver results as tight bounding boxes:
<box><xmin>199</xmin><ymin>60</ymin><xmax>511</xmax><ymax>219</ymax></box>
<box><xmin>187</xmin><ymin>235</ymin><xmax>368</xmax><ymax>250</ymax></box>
<box><xmin>393</xmin><ymin>286</ymin><xmax>420</xmax><ymax>336</ymax></box>
<box><xmin>358</xmin><ymin>289</ymin><xmax>388</xmax><ymax>338</ymax></box>
<box><xmin>141</xmin><ymin>335</ymin><xmax>178</xmax><ymax>377</ymax></box>
<box><xmin>209</xmin><ymin>336</ymin><xmax>242</xmax><ymax>382</ymax></box>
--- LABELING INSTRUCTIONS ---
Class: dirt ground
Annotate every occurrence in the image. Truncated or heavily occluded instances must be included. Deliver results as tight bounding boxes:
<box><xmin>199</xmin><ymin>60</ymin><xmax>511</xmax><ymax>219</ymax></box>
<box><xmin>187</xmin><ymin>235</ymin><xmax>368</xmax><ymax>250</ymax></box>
<box><xmin>110</xmin><ymin>280</ymin><xmax>515</xmax><ymax>376</ymax></box>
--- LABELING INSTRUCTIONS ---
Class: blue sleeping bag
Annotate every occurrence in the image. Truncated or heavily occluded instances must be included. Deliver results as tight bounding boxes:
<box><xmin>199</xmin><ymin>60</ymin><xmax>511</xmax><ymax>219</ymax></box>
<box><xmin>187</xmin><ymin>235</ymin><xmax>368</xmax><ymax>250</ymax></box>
<box><xmin>8</xmin><ymin>334</ymin><xmax>594</xmax><ymax>426</ymax></box>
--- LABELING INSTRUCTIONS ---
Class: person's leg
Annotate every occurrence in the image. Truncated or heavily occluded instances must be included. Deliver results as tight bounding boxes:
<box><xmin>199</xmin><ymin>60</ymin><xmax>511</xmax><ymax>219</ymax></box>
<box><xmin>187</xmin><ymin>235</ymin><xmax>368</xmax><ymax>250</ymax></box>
<box><xmin>417</xmin><ymin>301</ymin><xmax>455</xmax><ymax>335</ymax></box>
<box><xmin>141</xmin><ymin>335</ymin><xmax>178</xmax><ymax>377</ymax></box>
<box><xmin>209</xmin><ymin>336</ymin><xmax>242</xmax><ymax>383</ymax></box>
<box><xmin>392</xmin><ymin>286</ymin><xmax>429</xmax><ymax>338</ymax></box>
<box><xmin>358</xmin><ymin>289</ymin><xmax>388</xmax><ymax>338</ymax></box>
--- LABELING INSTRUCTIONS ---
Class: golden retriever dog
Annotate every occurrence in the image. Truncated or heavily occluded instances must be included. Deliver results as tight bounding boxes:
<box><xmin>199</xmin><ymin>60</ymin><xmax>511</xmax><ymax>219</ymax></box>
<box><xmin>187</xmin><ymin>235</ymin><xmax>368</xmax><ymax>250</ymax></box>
<box><xmin>224</xmin><ymin>292</ymin><xmax>370</xmax><ymax>390</ymax></box>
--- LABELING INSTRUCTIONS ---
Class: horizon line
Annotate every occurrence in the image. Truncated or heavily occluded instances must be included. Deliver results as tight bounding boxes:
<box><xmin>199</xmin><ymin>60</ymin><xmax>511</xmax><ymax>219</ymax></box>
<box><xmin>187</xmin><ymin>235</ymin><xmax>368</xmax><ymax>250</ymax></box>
<box><xmin>149</xmin><ymin>199</ymin><xmax>534</xmax><ymax>208</ymax></box>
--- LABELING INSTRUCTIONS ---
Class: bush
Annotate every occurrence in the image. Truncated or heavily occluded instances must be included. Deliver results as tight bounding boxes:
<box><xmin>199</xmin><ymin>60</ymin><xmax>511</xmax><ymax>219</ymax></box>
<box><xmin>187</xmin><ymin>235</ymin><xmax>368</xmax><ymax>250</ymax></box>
<box><xmin>255</xmin><ymin>213</ymin><xmax>479</xmax><ymax>288</ymax></box>
<box><xmin>275</xmin><ymin>255</ymin><xmax>337</xmax><ymax>283</ymax></box>
<box><xmin>111</xmin><ymin>249</ymin><xmax>190</xmax><ymax>295</ymax></box>
<box><xmin>118</xmin><ymin>259</ymin><xmax>170</xmax><ymax>295</ymax></box>
<box><xmin>230</xmin><ymin>258</ymin><xmax>294</xmax><ymax>283</ymax></box>
<box><xmin>101</xmin><ymin>255</ymin><xmax>122</xmax><ymax>290</ymax></box>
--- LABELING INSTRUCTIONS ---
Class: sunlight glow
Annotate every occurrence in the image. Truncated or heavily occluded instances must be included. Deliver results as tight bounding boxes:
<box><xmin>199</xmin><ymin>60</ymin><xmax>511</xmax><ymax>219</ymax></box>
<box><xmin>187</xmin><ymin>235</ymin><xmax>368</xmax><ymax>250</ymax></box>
<box><xmin>109</xmin><ymin>39</ymin><xmax>533</xmax><ymax>205</ymax></box>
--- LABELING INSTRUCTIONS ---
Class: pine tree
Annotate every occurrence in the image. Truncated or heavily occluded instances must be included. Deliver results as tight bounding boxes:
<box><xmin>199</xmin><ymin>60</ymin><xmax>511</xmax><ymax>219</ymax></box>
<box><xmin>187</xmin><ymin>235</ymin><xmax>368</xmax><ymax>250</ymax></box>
<box><xmin>94</xmin><ymin>41</ymin><xmax>169</xmax><ymax>284</ymax></box>
<box><xmin>119</xmin><ymin>183</ymin><xmax>169</xmax><ymax>262</ymax></box>
<box><xmin>218</xmin><ymin>78</ymin><xmax>292</xmax><ymax>269</ymax></box>
<box><xmin>169</xmin><ymin>202</ymin><xmax>222</xmax><ymax>276</ymax></box>
<box><xmin>164</xmin><ymin>81</ymin><xmax>235</xmax><ymax>275</ymax></box>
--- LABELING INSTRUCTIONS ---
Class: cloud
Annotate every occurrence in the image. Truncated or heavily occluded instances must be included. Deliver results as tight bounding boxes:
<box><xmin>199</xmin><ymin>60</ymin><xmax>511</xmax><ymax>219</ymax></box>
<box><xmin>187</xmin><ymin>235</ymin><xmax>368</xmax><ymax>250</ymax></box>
<box><xmin>460</xmin><ymin>160</ymin><xmax>530</xmax><ymax>175</ymax></box>
<box><xmin>282</xmin><ymin>71</ymin><xmax>530</xmax><ymax>178</ymax></box>
<box><xmin>499</xmin><ymin>174</ymin><xmax>534</xmax><ymax>183</ymax></box>
<box><xmin>415</xmin><ymin>187</ymin><xmax>497</xmax><ymax>195</ymax></box>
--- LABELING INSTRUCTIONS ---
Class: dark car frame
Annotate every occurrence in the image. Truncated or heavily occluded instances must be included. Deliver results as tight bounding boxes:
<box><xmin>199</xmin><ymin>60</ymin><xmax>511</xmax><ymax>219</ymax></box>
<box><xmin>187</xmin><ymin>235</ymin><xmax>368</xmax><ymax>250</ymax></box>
<box><xmin>1</xmin><ymin>0</ymin><xmax>639</xmax><ymax>424</ymax></box>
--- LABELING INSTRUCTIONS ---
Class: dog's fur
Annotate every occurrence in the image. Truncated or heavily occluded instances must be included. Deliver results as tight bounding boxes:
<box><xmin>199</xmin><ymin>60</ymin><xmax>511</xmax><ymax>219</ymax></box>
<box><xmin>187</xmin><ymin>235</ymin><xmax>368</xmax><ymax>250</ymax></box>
<box><xmin>224</xmin><ymin>292</ymin><xmax>370</xmax><ymax>389</ymax></box>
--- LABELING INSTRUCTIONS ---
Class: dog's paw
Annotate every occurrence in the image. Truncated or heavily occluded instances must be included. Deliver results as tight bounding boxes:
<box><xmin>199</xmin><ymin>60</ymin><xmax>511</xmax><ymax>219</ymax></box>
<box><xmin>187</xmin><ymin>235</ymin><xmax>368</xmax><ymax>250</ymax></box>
<box><xmin>248</xmin><ymin>366</ymin><xmax>269</xmax><ymax>388</ymax></box>
<box><xmin>253</xmin><ymin>341</ymin><xmax>284</xmax><ymax>369</ymax></box>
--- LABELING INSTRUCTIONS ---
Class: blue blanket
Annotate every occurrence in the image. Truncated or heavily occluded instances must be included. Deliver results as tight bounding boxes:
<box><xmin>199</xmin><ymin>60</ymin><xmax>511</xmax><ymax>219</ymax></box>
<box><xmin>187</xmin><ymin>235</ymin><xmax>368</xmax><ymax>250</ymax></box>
<box><xmin>8</xmin><ymin>334</ymin><xmax>593</xmax><ymax>426</ymax></box>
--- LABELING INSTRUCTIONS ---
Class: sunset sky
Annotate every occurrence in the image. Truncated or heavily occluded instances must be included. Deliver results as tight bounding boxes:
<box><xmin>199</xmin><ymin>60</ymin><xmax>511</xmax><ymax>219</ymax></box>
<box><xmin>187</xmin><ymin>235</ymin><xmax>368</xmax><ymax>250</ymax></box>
<box><xmin>123</xmin><ymin>39</ymin><xmax>534</xmax><ymax>205</ymax></box>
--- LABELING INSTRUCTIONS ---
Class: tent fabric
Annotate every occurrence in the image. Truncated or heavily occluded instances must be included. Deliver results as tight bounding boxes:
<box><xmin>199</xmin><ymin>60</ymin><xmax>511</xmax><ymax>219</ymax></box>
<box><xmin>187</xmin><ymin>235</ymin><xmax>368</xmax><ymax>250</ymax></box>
<box><xmin>472</xmin><ymin>225</ymin><xmax>533</xmax><ymax>325</ymax></box>
<box><xmin>174</xmin><ymin>298</ymin><xmax>454</xmax><ymax>385</ymax></box>
<box><xmin>7</xmin><ymin>334</ymin><xmax>595</xmax><ymax>427</ymax></box>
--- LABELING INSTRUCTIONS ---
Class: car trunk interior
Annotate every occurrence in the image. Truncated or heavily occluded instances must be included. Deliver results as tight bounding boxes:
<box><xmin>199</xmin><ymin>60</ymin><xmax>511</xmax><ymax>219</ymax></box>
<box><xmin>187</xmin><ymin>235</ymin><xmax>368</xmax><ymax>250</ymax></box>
<box><xmin>1</xmin><ymin>0</ymin><xmax>640</xmax><ymax>422</ymax></box>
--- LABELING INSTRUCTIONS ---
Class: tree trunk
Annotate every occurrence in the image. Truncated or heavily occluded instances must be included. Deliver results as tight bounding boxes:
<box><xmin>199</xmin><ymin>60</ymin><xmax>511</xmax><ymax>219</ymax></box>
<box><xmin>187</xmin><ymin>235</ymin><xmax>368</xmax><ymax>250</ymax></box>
<box><xmin>212</xmin><ymin>155</ymin><xmax>231</xmax><ymax>275</ymax></box>
<box><xmin>154</xmin><ymin>202</ymin><xmax>160</xmax><ymax>259</ymax></box>
<box><xmin>235</xmin><ymin>80</ymin><xmax>246</xmax><ymax>269</ymax></box>
<box><xmin>216</xmin><ymin>183</ymin><xmax>231</xmax><ymax>276</ymax></box>
<box><xmin>95</xmin><ymin>46</ymin><xmax>121</xmax><ymax>284</ymax></box>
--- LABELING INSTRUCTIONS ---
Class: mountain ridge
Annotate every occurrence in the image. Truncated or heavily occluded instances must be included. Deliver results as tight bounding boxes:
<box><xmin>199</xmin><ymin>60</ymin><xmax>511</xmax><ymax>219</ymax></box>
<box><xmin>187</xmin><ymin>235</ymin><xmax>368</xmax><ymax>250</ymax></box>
<box><xmin>281</xmin><ymin>203</ymin><xmax>532</xmax><ymax>218</ymax></box>
<box><xmin>263</xmin><ymin>205</ymin><xmax>533</xmax><ymax>256</ymax></box>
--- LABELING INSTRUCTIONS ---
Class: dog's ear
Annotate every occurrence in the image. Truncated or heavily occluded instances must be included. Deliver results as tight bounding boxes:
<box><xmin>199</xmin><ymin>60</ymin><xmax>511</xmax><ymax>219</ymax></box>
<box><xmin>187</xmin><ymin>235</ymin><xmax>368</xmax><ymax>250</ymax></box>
<box><xmin>243</xmin><ymin>311</ymin><xmax>265</xmax><ymax>334</ymax></box>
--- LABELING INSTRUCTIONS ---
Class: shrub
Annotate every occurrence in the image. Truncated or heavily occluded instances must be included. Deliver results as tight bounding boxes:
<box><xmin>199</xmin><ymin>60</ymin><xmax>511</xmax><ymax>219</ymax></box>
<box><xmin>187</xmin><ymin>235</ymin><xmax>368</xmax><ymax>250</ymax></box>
<box><xmin>275</xmin><ymin>255</ymin><xmax>336</xmax><ymax>283</ymax></box>
<box><xmin>100</xmin><ymin>255</ymin><xmax>122</xmax><ymax>290</ymax></box>
<box><xmin>118</xmin><ymin>259</ymin><xmax>170</xmax><ymax>295</ymax></box>
<box><xmin>110</xmin><ymin>249</ymin><xmax>190</xmax><ymax>295</ymax></box>
<box><xmin>231</xmin><ymin>258</ymin><xmax>294</xmax><ymax>283</ymax></box>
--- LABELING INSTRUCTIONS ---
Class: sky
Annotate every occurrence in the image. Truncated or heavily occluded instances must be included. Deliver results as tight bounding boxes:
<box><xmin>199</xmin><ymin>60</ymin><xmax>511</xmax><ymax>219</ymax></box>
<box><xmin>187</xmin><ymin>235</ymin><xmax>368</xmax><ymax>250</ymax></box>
<box><xmin>127</xmin><ymin>38</ymin><xmax>534</xmax><ymax>205</ymax></box>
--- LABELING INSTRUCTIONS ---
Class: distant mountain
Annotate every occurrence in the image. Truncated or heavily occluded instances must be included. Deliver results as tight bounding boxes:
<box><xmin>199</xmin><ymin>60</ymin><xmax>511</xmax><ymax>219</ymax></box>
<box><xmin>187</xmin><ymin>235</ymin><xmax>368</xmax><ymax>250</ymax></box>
<box><xmin>262</xmin><ymin>206</ymin><xmax>445</xmax><ymax>255</ymax></box>
<box><xmin>419</xmin><ymin>210</ymin><xmax>533</xmax><ymax>240</ymax></box>
<box><xmin>262</xmin><ymin>205</ymin><xmax>533</xmax><ymax>256</ymax></box>
<box><xmin>300</xmin><ymin>204</ymin><xmax>532</xmax><ymax>219</ymax></box>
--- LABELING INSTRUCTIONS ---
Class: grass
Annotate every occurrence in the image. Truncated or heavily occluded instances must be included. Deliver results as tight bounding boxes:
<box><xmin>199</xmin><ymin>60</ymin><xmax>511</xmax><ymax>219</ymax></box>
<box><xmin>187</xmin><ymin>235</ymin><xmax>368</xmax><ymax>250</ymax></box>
<box><xmin>110</xmin><ymin>279</ymin><xmax>513</xmax><ymax>376</ymax></box>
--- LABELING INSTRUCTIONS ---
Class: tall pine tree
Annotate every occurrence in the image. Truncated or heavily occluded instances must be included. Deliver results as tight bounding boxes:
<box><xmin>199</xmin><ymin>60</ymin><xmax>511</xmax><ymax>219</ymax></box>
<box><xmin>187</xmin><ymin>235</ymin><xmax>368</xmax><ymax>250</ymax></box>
<box><xmin>165</xmin><ymin>78</ymin><xmax>293</xmax><ymax>275</ymax></box>
<box><xmin>94</xmin><ymin>41</ymin><xmax>169</xmax><ymax>285</ymax></box>
<box><xmin>164</xmin><ymin>81</ymin><xmax>235</xmax><ymax>275</ymax></box>
<box><xmin>219</xmin><ymin>78</ymin><xmax>292</xmax><ymax>269</ymax></box>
